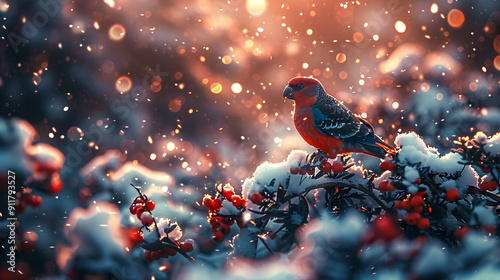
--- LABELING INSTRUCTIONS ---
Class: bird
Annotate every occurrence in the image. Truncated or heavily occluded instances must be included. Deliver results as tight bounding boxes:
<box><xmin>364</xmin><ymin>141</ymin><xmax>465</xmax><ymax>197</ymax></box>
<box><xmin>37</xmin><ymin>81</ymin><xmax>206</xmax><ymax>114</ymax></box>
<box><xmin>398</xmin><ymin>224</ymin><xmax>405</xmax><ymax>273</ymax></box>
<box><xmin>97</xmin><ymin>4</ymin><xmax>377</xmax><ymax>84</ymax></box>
<box><xmin>283</xmin><ymin>76</ymin><xmax>394</xmax><ymax>159</ymax></box>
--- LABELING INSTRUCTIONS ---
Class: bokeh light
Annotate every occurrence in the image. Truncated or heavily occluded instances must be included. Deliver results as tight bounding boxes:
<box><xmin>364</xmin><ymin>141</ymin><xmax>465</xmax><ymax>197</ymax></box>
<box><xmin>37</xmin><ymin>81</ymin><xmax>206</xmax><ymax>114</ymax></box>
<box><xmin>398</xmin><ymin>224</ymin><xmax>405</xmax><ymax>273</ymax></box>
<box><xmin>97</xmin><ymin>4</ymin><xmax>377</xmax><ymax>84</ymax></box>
<box><xmin>447</xmin><ymin>9</ymin><xmax>465</xmax><ymax>28</ymax></box>
<box><xmin>108</xmin><ymin>24</ymin><xmax>126</xmax><ymax>41</ymax></box>
<box><xmin>115</xmin><ymin>76</ymin><xmax>132</xmax><ymax>92</ymax></box>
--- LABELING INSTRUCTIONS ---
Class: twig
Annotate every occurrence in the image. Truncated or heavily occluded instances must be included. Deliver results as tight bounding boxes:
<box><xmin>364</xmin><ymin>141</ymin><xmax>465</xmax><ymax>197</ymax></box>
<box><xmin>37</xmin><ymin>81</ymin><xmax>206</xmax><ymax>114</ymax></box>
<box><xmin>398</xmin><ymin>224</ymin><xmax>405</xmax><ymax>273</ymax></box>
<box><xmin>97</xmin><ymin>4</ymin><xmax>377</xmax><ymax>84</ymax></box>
<box><xmin>468</xmin><ymin>186</ymin><xmax>500</xmax><ymax>204</ymax></box>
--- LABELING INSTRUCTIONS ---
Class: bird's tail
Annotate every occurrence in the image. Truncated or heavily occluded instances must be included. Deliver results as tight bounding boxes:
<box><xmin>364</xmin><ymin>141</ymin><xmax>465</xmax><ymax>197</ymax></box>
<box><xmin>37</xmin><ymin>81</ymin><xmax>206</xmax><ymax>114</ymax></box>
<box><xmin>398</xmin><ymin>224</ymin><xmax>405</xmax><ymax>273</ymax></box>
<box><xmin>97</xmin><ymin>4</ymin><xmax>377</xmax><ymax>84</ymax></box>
<box><xmin>355</xmin><ymin>135</ymin><xmax>396</xmax><ymax>159</ymax></box>
<box><xmin>374</xmin><ymin>136</ymin><xmax>397</xmax><ymax>157</ymax></box>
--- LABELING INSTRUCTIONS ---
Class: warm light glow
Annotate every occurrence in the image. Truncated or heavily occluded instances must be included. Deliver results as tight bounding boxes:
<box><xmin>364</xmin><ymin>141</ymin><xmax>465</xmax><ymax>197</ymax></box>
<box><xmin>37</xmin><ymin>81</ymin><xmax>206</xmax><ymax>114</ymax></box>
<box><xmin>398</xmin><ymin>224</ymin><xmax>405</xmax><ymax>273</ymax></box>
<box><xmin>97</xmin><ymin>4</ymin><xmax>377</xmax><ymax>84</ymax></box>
<box><xmin>166</xmin><ymin>142</ymin><xmax>175</xmax><ymax>151</ymax></box>
<box><xmin>231</xmin><ymin>83</ymin><xmax>243</xmax><ymax>94</ymax></box>
<box><xmin>246</xmin><ymin>0</ymin><xmax>267</xmax><ymax>17</ymax></box>
<box><xmin>210</xmin><ymin>83</ymin><xmax>223</xmax><ymax>94</ymax></box>
<box><xmin>430</xmin><ymin>3</ymin><xmax>438</xmax><ymax>14</ymax></box>
<box><xmin>104</xmin><ymin>0</ymin><xmax>115</xmax><ymax>8</ymax></box>
<box><xmin>395</xmin><ymin>21</ymin><xmax>406</xmax><ymax>33</ymax></box>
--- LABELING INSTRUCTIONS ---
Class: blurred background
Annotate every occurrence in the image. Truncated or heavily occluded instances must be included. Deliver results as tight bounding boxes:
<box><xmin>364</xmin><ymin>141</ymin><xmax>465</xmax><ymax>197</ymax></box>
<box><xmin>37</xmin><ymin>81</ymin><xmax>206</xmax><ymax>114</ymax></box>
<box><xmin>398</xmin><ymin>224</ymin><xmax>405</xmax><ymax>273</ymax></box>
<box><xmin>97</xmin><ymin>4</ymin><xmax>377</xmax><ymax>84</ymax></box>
<box><xmin>0</xmin><ymin>0</ymin><xmax>500</xmax><ymax>277</ymax></box>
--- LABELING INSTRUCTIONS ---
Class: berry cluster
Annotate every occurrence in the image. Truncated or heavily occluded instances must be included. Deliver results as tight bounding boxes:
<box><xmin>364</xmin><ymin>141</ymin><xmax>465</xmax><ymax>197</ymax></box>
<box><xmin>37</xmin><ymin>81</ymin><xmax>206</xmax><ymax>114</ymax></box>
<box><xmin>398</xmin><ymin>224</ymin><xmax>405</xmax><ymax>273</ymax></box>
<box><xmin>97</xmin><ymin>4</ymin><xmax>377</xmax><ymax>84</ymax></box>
<box><xmin>143</xmin><ymin>241</ymin><xmax>193</xmax><ymax>262</ymax></box>
<box><xmin>394</xmin><ymin>193</ymin><xmax>431</xmax><ymax>231</ymax></box>
<box><xmin>202</xmin><ymin>184</ymin><xmax>248</xmax><ymax>242</ymax></box>
<box><xmin>129</xmin><ymin>197</ymin><xmax>156</xmax><ymax>226</ymax></box>
<box><xmin>128</xmin><ymin>184</ymin><xmax>195</xmax><ymax>262</ymax></box>
<box><xmin>289</xmin><ymin>160</ymin><xmax>344</xmax><ymax>175</ymax></box>
<box><xmin>16</xmin><ymin>192</ymin><xmax>43</xmax><ymax>214</ymax></box>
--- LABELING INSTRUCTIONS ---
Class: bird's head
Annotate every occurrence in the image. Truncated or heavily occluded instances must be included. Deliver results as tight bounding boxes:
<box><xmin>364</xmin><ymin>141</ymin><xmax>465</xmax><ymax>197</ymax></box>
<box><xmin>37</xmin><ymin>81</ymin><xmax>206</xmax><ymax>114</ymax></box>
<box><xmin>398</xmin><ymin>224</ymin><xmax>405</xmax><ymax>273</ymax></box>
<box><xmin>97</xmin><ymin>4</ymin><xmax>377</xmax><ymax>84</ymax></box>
<box><xmin>283</xmin><ymin>76</ymin><xmax>322</xmax><ymax>107</ymax></box>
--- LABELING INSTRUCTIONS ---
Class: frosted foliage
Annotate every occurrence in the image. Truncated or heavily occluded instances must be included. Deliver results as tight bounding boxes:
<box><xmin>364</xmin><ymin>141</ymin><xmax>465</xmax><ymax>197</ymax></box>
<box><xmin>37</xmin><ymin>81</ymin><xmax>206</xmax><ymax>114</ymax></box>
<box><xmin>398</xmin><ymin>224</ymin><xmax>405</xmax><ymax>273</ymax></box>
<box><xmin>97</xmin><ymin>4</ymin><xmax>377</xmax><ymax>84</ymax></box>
<box><xmin>396</xmin><ymin>132</ymin><xmax>478</xmax><ymax>191</ymax></box>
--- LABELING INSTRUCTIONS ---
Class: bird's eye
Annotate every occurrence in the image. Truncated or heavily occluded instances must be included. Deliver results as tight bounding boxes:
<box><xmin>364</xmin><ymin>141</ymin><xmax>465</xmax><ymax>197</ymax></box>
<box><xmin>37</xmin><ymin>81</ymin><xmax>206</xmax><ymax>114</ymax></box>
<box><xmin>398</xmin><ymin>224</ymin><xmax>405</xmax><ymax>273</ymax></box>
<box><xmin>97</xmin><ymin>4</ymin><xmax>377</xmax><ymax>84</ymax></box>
<box><xmin>296</xmin><ymin>83</ymin><xmax>304</xmax><ymax>89</ymax></box>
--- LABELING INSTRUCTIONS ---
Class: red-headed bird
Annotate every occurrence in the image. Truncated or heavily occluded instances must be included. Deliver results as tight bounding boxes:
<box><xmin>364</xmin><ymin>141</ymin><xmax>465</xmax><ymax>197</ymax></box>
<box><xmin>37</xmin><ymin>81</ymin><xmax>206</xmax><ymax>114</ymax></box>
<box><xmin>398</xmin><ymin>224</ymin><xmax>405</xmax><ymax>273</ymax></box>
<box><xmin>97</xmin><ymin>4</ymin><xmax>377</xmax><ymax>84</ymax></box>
<box><xmin>283</xmin><ymin>76</ymin><xmax>394</xmax><ymax>159</ymax></box>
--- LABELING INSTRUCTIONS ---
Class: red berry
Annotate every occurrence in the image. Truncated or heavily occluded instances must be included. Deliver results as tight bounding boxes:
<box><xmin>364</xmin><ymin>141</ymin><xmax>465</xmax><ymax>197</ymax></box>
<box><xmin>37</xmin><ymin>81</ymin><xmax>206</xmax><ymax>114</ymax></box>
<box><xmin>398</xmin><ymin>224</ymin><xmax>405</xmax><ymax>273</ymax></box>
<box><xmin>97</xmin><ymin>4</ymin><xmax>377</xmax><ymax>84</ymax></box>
<box><xmin>394</xmin><ymin>200</ymin><xmax>403</xmax><ymax>210</ymax></box>
<box><xmin>180</xmin><ymin>243</ymin><xmax>194</xmax><ymax>253</ymax></box>
<box><xmin>22</xmin><ymin>193</ymin><xmax>34</xmax><ymax>203</ymax></box>
<box><xmin>232</xmin><ymin>195</ymin><xmax>243</xmax><ymax>208</ymax></box>
<box><xmin>413</xmin><ymin>205</ymin><xmax>423</xmax><ymax>213</ymax></box>
<box><xmin>417</xmin><ymin>218</ymin><xmax>430</xmax><ymax>230</ymax></box>
<box><xmin>236</xmin><ymin>216</ymin><xmax>247</xmax><ymax>228</ymax></box>
<box><xmin>373</xmin><ymin>216</ymin><xmax>401</xmax><ymax>242</ymax></box>
<box><xmin>249</xmin><ymin>193</ymin><xmax>263</xmax><ymax>204</ymax></box>
<box><xmin>320</xmin><ymin>161</ymin><xmax>332</xmax><ymax>173</ymax></box>
<box><xmin>445</xmin><ymin>189</ymin><xmax>459</xmax><ymax>202</ymax></box>
<box><xmin>402</xmin><ymin>200</ymin><xmax>412</xmax><ymax>210</ymax></box>
<box><xmin>481</xmin><ymin>225</ymin><xmax>496</xmax><ymax>235</ymax></box>
<box><xmin>480</xmin><ymin>181</ymin><xmax>498</xmax><ymax>191</ymax></box>
<box><xmin>144</xmin><ymin>251</ymin><xmax>152</xmax><ymax>262</ymax></box>
<box><xmin>224</xmin><ymin>190</ymin><xmax>235</xmax><ymax>201</ymax></box>
<box><xmin>151</xmin><ymin>250</ymin><xmax>162</xmax><ymax>260</ymax></box>
<box><xmin>129</xmin><ymin>204</ymin><xmax>138</xmax><ymax>215</ymax></box>
<box><xmin>212</xmin><ymin>199</ymin><xmax>222</xmax><ymax>211</ymax></box>
<box><xmin>30</xmin><ymin>195</ymin><xmax>43</xmax><ymax>209</ymax></box>
<box><xmin>307</xmin><ymin>169</ymin><xmax>315</xmax><ymax>175</ymax></box>
<box><xmin>299</xmin><ymin>168</ymin><xmax>307</xmax><ymax>175</ymax></box>
<box><xmin>136</xmin><ymin>206</ymin><xmax>147</xmax><ymax>219</ymax></box>
<box><xmin>379</xmin><ymin>161</ymin><xmax>397</xmax><ymax>172</ymax></box>
<box><xmin>219</xmin><ymin>224</ymin><xmax>231</xmax><ymax>235</ymax></box>
<box><xmin>455</xmin><ymin>227</ymin><xmax>470</xmax><ymax>241</ymax></box>
<box><xmin>140</xmin><ymin>212</ymin><xmax>154</xmax><ymax>226</ymax></box>
<box><xmin>479</xmin><ymin>165</ymin><xmax>491</xmax><ymax>173</ymax></box>
<box><xmin>405</xmin><ymin>212</ymin><xmax>420</xmax><ymax>226</ymax></box>
<box><xmin>48</xmin><ymin>175</ymin><xmax>63</xmax><ymax>194</ymax></box>
<box><xmin>379</xmin><ymin>181</ymin><xmax>396</xmax><ymax>191</ymax></box>
<box><xmin>202</xmin><ymin>196</ymin><xmax>213</xmax><ymax>208</ymax></box>
<box><xmin>129</xmin><ymin>229</ymin><xmax>143</xmax><ymax>246</ymax></box>
<box><xmin>290</xmin><ymin>167</ymin><xmax>299</xmax><ymax>175</ymax></box>
<box><xmin>410</xmin><ymin>196</ymin><xmax>424</xmax><ymax>207</ymax></box>
<box><xmin>332</xmin><ymin>163</ymin><xmax>344</xmax><ymax>174</ymax></box>
<box><xmin>213</xmin><ymin>231</ymin><xmax>225</xmax><ymax>242</ymax></box>
<box><xmin>160</xmin><ymin>246</ymin><xmax>177</xmax><ymax>257</ymax></box>
<box><xmin>146</xmin><ymin>199</ymin><xmax>155</xmax><ymax>210</ymax></box>
<box><xmin>19</xmin><ymin>231</ymin><xmax>37</xmax><ymax>252</ymax></box>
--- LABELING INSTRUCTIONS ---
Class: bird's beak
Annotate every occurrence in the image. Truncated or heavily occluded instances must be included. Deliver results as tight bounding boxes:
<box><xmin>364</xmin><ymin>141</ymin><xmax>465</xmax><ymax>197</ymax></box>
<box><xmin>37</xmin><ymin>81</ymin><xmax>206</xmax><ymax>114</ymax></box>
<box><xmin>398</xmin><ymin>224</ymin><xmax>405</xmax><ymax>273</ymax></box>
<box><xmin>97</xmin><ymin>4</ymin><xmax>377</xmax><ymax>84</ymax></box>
<box><xmin>283</xmin><ymin>85</ymin><xmax>295</xmax><ymax>100</ymax></box>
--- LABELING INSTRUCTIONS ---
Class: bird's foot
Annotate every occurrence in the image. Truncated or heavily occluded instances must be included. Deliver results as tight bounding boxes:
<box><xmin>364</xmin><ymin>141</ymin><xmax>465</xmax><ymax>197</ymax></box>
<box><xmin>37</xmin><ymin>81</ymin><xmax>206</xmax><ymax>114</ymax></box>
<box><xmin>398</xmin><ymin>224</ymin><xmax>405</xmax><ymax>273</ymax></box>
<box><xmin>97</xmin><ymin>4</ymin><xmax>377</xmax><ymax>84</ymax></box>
<box><xmin>307</xmin><ymin>149</ymin><xmax>331</xmax><ymax>165</ymax></box>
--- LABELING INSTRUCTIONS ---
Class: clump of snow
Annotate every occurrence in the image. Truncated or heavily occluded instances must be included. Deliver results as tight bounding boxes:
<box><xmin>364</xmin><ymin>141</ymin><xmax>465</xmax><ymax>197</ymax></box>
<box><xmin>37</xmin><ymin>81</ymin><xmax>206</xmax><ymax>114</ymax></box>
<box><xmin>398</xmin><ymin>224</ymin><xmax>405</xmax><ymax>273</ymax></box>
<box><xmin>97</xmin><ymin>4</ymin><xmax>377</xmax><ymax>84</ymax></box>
<box><xmin>404</xmin><ymin>166</ymin><xmax>419</xmax><ymax>182</ymax></box>
<box><xmin>427</xmin><ymin>152</ymin><xmax>478</xmax><ymax>191</ymax></box>
<box><xmin>242</xmin><ymin>150</ymin><xmax>307</xmax><ymax>197</ymax></box>
<box><xmin>395</xmin><ymin>132</ymin><xmax>478</xmax><ymax>193</ymax></box>
<box><xmin>483</xmin><ymin>132</ymin><xmax>500</xmax><ymax>156</ymax></box>
<box><xmin>441</xmin><ymin>180</ymin><xmax>457</xmax><ymax>191</ymax></box>
<box><xmin>395</xmin><ymin>132</ymin><xmax>430</xmax><ymax>165</ymax></box>
<box><xmin>219</xmin><ymin>200</ymin><xmax>241</xmax><ymax>216</ymax></box>
<box><xmin>58</xmin><ymin>202</ymin><xmax>139</xmax><ymax>276</ymax></box>
<box><xmin>412</xmin><ymin>243</ymin><xmax>448</xmax><ymax>279</ymax></box>
<box><xmin>470</xmin><ymin>206</ymin><xmax>497</xmax><ymax>227</ymax></box>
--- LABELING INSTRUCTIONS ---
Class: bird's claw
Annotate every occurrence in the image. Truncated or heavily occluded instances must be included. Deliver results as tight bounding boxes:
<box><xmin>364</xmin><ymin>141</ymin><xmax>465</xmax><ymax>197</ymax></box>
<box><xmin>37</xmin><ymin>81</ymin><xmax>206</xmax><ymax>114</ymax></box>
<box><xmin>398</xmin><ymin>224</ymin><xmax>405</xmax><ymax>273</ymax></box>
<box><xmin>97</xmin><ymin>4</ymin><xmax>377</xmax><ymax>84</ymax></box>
<box><xmin>307</xmin><ymin>149</ymin><xmax>330</xmax><ymax>165</ymax></box>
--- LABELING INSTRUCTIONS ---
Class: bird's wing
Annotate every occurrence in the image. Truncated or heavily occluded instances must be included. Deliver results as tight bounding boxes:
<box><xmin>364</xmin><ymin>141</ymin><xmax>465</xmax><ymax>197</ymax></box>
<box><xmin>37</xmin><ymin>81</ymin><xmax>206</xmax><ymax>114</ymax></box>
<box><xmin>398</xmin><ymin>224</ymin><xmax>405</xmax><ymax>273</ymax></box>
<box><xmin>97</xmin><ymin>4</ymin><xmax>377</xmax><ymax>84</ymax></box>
<box><xmin>312</xmin><ymin>97</ymin><xmax>362</xmax><ymax>139</ymax></box>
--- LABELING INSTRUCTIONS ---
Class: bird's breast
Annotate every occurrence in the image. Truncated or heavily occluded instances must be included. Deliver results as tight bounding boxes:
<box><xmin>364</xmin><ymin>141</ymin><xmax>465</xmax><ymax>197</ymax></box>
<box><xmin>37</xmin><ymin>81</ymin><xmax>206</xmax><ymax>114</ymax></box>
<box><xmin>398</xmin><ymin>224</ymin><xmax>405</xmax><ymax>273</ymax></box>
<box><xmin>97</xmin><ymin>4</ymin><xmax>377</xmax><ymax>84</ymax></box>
<box><xmin>293</xmin><ymin>107</ymin><xmax>343</xmax><ymax>155</ymax></box>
